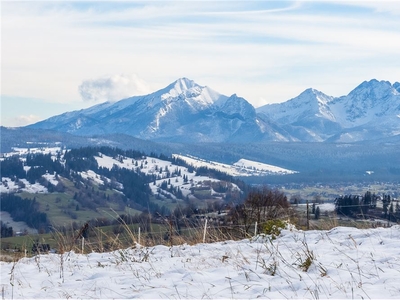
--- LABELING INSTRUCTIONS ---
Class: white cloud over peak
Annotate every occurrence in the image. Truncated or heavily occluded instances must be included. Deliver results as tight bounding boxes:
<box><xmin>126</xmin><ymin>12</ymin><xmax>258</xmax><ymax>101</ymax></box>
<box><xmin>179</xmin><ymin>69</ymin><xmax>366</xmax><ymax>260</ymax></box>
<box><xmin>78</xmin><ymin>74</ymin><xmax>151</xmax><ymax>102</ymax></box>
<box><xmin>12</xmin><ymin>115</ymin><xmax>42</xmax><ymax>127</ymax></box>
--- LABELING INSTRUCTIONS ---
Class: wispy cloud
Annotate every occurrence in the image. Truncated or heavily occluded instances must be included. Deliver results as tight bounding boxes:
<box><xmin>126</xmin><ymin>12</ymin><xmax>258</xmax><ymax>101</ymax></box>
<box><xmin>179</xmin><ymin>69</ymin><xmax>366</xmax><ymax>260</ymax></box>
<box><xmin>12</xmin><ymin>115</ymin><xmax>42</xmax><ymax>127</ymax></box>
<box><xmin>78</xmin><ymin>74</ymin><xmax>151</xmax><ymax>102</ymax></box>
<box><xmin>332</xmin><ymin>1</ymin><xmax>400</xmax><ymax>16</ymax></box>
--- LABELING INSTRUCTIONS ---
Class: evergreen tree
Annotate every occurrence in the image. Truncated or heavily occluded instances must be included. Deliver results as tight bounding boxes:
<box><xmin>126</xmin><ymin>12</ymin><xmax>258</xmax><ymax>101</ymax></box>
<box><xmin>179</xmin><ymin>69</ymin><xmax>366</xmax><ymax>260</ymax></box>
<box><xmin>389</xmin><ymin>203</ymin><xmax>394</xmax><ymax>221</ymax></box>
<box><xmin>0</xmin><ymin>156</ymin><xmax>26</xmax><ymax>178</ymax></box>
<box><xmin>395</xmin><ymin>202</ymin><xmax>400</xmax><ymax>218</ymax></box>
<box><xmin>315</xmin><ymin>206</ymin><xmax>320</xmax><ymax>220</ymax></box>
<box><xmin>0</xmin><ymin>221</ymin><xmax>13</xmax><ymax>238</ymax></box>
<box><xmin>382</xmin><ymin>194</ymin><xmax>391</xmax><ymax>219</ymax></box>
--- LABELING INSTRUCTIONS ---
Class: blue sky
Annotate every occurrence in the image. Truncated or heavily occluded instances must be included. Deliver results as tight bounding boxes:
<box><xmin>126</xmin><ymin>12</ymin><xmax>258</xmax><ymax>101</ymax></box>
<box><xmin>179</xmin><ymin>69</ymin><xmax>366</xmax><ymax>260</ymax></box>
<box><xmin>2</xmin><ymin>1</ymin><xmax>400</xmax><ymax>127</ymax></box>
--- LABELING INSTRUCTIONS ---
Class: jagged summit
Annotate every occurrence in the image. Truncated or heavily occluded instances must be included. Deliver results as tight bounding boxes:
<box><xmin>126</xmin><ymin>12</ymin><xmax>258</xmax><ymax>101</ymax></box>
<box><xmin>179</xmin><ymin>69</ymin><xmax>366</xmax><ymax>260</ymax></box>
<box><xmin>328</xmin><ymin>79</ymin><xmax>400</xmax><ymax>130</ymax></box>
<box><xmin>159</xmin><ymin>77</ymin><xmax>200</xmax><ymax>97</ymax></box>
<box><xmin>301</xmin><ymin>88</ymin><xmax>333</xmax><ymax>104</ymax></box>
<box><xmin>151</xmin><ymin>77</ymin><xmax>226</xmax><ymax>108</ymax></box>
<box><xmin>346</xmin><ymin>79</ymin><xmax>395</xmax><ymax>100</ymax></box>
<box><xmin>172</xmin><ymin>77</ymin><xmax>199</xmax><ymax>91</ymax></box>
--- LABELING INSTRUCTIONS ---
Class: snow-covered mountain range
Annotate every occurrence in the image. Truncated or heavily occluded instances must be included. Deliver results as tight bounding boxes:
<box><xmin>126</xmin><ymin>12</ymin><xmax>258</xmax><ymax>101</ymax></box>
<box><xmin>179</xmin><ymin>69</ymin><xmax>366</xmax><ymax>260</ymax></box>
<box><xmin>28</xmin><ymin>78</ymin><xmax>400</xmax><ymax>143</ymax></box>
<box><xmin>257</xmin><ymin>79</ymin><xmax>400</xmax><ymax>142</ymax></box>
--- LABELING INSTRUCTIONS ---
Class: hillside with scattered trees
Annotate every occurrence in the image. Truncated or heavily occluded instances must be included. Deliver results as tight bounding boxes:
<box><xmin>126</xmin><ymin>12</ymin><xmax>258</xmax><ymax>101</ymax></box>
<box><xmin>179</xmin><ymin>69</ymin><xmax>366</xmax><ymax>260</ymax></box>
<box><xmin>0</xmin><ymin>146</ymin><xmax>252</xmax><ymax>233</ymax></box>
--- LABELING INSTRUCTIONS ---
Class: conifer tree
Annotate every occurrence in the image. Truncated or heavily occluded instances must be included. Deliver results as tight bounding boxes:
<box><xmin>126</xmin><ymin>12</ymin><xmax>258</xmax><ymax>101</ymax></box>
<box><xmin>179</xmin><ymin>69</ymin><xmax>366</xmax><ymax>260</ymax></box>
<box><xmin>315</xmin><ymin>206</ymin><xmax>320</xmax><ymax>220</ymax></box>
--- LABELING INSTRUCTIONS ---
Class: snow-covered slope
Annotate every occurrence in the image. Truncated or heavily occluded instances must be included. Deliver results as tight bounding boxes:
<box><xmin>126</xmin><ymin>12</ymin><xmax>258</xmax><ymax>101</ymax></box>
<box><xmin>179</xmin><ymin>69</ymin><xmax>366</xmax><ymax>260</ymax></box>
<box><xmin>174</xmin><ymin>154</ymin><xmax>297</xmax><ymax>176</ymax></box>
<box><xmin>92</xmin><ymin>153</ymin><xmax>241</xmax><ymax>200</ymax></box>
<box><xmin>1</xmin><ymin>147</ymin><xmax>64</xmax><ymax>194</ymax></box>
<box><xmin>2</xmin><ymin>225</ymin><xmax>399</xmax><ymax>299</ymax></box>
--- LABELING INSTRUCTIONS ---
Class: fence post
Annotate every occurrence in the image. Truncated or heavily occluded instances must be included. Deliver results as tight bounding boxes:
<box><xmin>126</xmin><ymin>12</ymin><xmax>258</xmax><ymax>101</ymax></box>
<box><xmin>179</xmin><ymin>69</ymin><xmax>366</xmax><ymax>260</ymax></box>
<box><xmin>254</xmin><ymin>222</ymin><xmax>258</xmax><ymax>237</ymax></box>
<box><xmin>203</xmin><ymin>219</ymin><xmax>208</xmax><ymax>243</ymax></box>
<box><xmin>138</xmin><ymin>227</ymin><xmax>141</xmax><ymax>246</ymax></box>
<box><xmin>169</xmin><ymin>217</ymin><xmax>173</xmax><ymax>247</ymax></box>
<box><xmin>81</xmin><ymin>237</ymin><xmax>85</xmax><ymax>254</ymax></box>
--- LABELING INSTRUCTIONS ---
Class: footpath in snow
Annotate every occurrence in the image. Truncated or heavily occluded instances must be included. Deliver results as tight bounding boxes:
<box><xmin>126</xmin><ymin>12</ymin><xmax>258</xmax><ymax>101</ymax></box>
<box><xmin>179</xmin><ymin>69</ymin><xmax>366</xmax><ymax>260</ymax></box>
<box><xmin>1</xmin><ymin>225</ymin><xmax>399</xmax><ymax>299</ymax></box>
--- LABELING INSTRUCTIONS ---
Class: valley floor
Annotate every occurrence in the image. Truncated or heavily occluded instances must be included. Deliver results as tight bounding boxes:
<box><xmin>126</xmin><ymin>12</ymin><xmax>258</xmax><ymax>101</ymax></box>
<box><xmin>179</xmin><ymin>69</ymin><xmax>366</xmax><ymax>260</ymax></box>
<box><xmin>1</xmin><ymin>225</ymin><xmax>399</xmax><ymax>299</ymax></box>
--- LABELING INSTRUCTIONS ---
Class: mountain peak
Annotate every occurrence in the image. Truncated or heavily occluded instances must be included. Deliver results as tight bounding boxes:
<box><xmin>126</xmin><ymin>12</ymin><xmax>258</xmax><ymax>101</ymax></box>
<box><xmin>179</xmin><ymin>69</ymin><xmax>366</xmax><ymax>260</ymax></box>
<box><xmin>344</xmin><ymin>79</ymin><xmax>397</xmax><ymax>108</ymax></box>
<box><xmin>154</xmin><ymin>77</ymin><xmax>227</xmax><ymax>108</ymax></box>
<box><xmin>330</xmin><ymin>79</ymin><xmax>400</xmax><ymax>128</ymax></box>
<box><xmin>301</xmin><ymin>88</ymin><xmax>320</xmax><ymax>97</ymax></box>
<box><xmin>303</xmin><ymin>87</ymin><xmax>315</xmax><ymax>93</ymax></box>
<box><xmin>350</xmin><ymin>79</ymin><xmax>392</xmax><ymax>95</ymax></box>
<box><xmin>172</xmin><ymin>77</ymin><xmax>199</xmax><ymax>91</ymax></box>
<box><xmin>296</xmin><ymin>88</ymin><xmax>333</xmax><ymax>106</ymax></box>
<box><xmin>157</xmin><ymin>77</ymin><xmax>203</xmax><ymax>100</ymax></box>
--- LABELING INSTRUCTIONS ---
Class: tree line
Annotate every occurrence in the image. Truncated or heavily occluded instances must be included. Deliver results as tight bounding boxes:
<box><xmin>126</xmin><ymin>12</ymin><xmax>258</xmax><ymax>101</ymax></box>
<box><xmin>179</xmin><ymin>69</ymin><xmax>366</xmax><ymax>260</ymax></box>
<box><xmin>1</xmin><ymin>221</ymin><xmax>13</xmax><ymax>238</ymax></box>
<box><xmin>335</xmin><ymin>191</ymin><xmax>400</xmax><ymax>221</ymax></box>
<box><xmin>1</xmin><ymin>194</ymin><xmax>49</xmax><ymax>233</ymax></box>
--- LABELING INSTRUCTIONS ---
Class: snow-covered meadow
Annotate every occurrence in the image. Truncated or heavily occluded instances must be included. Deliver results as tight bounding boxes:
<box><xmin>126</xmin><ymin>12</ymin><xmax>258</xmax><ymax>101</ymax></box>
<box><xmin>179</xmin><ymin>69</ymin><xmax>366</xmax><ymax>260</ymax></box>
<box><xmin>0</xmin><ymin>212</ymin><xmax>38</xmax><ymax>235</ymax></box>
<box><xmin>0</xmin><ymin>177</ymin><xmax>50</xmax><ymax>194</ymax></box>
<box><xmin>173</xmin><ymin>154</ymin><xmax>298</xmax><ymax>176</ymax></box>
<box><xmin>1</xmin><ymin>225</ymin><xmax>399</xmax><ymax>299</ymax></box>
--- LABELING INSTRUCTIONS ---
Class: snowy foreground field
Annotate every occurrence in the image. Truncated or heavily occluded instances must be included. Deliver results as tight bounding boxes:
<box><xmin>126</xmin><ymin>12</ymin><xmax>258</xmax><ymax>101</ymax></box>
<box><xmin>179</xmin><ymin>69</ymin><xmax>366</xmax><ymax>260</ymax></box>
<box><xmin>1</xmin><ymin>226</ymin><xmax>400</xmax><ymax>299</ymax></box>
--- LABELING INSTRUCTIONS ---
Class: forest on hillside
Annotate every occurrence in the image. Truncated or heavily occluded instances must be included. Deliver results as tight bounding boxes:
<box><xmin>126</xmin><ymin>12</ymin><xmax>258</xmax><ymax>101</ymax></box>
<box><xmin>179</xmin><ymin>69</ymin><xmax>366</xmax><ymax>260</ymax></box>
<box><xmin>0</xmin><ymin>146</ymin><xmax>251</xmax><ymax>233</ymax></box>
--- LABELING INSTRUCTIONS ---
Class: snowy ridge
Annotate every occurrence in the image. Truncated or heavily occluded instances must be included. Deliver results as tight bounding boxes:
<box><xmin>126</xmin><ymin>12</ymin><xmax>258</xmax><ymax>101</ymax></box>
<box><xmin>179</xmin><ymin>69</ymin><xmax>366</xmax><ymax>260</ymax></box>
<box><xmin>233</xmin><ymin>158</ymin><xmax>298</xmax><ymax>175</ymax></box>
<box><xmin>173</xmin><ymin>154</ymin><xmax>297</xmax><ymax>176</ymax></box>
<box><xmin>1</xmin><ymin>225</ymin><xmax>399</xmax><ymax>299</ymax></box>
<box><xmin>4</xmin><ymin>146</ymin><xmax>63</xmax><ymax>157</ymax></box>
